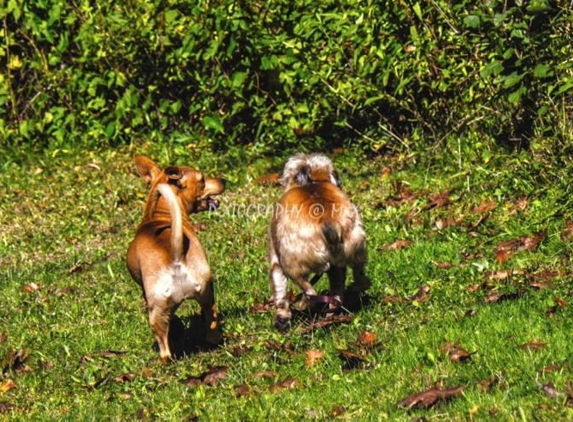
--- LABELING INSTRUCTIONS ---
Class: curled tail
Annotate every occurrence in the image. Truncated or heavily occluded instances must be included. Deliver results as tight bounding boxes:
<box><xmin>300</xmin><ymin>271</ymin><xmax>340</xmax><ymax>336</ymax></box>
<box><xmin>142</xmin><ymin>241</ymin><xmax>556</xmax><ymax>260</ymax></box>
<box><xmin>156</xmin><ymin>183</ymin><xmax>183</xmax><ymax>262</ymax></box>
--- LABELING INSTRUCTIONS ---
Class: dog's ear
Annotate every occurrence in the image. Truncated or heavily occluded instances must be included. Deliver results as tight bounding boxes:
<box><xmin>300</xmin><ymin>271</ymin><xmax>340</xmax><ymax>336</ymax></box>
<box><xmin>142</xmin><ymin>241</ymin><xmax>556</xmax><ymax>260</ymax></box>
<box><xmin>331</xmin><ymin>170</ymin><xmax>342</xmax><ymax>188</ymax></box>
<box><xmin>295</xmin><ymin>164</ymin><xmax>311</xmax><ymax>186</ymax></box>
<box><xmin>134</xmin><ymin>155</ymin><xmax>161</xmax><ymax>185</ymax></box>
<box><xmin>164</xmin><ymin>166</ymin><xmax>183</xmax><ymax>187</ymax></box>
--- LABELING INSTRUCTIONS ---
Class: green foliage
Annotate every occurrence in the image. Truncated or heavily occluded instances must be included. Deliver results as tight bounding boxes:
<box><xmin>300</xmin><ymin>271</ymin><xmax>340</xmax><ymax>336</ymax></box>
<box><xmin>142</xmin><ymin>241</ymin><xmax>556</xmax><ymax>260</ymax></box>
<box><xmin>0</xmin><ymin>1</ymin><xmax>572</xmax><ymax>153</ymax></box>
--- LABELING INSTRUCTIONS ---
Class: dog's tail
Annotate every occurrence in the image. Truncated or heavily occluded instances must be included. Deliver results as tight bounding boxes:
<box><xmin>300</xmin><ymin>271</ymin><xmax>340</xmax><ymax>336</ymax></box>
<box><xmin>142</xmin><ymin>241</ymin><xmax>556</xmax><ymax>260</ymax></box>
<box><xmin>322</xmin><ymin>221</ymin><xmax>342</xmax><ymax>248</ymax></box>
<box><xmin>156</xmin><ymin>183</ymin><xmax>183</xmax><ymax>262</ymax></box>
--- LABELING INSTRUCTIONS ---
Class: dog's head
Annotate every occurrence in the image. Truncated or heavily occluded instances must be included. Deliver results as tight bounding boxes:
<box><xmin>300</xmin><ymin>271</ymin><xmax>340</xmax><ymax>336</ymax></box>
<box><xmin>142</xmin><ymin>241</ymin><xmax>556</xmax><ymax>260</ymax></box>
<box><xmin>280</xmin><ymin>153</ymin><xmax>341</xmax><ymax>191</ymax></box>
<box><xmin>134</xmin><ymin>155</ymin><xmax>226</xmax><ymax>214</ymax></box>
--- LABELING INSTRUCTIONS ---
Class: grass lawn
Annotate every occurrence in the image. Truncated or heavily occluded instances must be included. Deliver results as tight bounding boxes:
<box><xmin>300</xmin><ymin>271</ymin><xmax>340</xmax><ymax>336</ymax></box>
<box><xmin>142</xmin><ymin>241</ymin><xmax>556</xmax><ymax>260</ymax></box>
<box><xmin>1</xmin><ymin>144</ymin><xmax>572</xmax><ymax>420</ymax></box>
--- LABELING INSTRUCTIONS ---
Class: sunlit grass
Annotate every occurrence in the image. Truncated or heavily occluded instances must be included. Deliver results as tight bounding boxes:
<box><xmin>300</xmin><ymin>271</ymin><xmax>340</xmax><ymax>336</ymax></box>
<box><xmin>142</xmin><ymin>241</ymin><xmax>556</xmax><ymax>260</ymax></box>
<box><xmin>0</xmin><ymin>145</ymin><xmax>572</xmax><ymax>420</ymax></box>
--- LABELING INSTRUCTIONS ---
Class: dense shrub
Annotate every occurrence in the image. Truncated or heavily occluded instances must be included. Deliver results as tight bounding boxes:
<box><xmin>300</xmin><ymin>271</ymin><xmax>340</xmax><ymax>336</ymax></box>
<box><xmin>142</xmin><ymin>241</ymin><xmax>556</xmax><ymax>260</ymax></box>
<box><xmin>0</xmin><ymin>0</ymin><xmax>571</xmax><ymax>154</ymax></box>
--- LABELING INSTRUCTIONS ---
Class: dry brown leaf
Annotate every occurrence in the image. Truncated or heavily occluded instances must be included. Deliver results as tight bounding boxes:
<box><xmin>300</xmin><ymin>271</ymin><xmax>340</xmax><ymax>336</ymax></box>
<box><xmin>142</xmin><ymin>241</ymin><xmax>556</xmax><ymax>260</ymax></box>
<box><xmin>202</xmin><ymin>366</ymin><xmax>228</xmax><ymax>386</ymax></box>
<box><xmin>408</xmin><ymin>284</ymin><xmax>431</xmax><ymax>303</ymax></box>
<box><xmin>540</xmin><ymin>381</ymin><xmax>561</xmax><ymax>398</ymax></box>
<box><xmin>269</xmin><ymin>377</ymin><xmax>299</xmax><ymax>393</ymax></box>
<box><xmin>248</xmin><ymin>300</ymin><xmax>273</xmax><ymax>314</ymax></box>
<box><xmin>439</xmin><ymin>341</ymin><xmax>472</xmax><ymax>363</ymax></box>
<box><xmin>563</xmin><ymin>219</ymin><xmax>573</xmax><ymax>240</ymax></box>
<box><xmin>358</xmin><ymin>331</ymin><xmax>378</xmax><ymax>347</ymax></box>
<box><xmin>495</xmin><ymin>249</ymin><xmax>513</xmax><ymax>265</ymax></box>
<box><xmin>0</xmin><ymin>402</ymin><xmax>15</xmax><ymax>413</ymax></box>
<box><xmin>338</xmin><ymin>349</ymin><xmax>367</xmax><ymax>369</ymax></box>
<box><xmin>434</xmin><ymin>261</ymin><xmax>453</xmax><ymax>269</ymax></box>
<box><xmin>113</xmin><ymin>373</ymin><xmax>135</xmax><ymax>383</ymax></box>
<box><xmin>305</xmin><ymin>314</ymin><xmax>353</xmax><ymax>332</ymax></box>
<box><xmin>23</xmin><ymin>282</ymin><xmax>41</xmax><ymax>293</ymax></box>
<box><xmin>305</xmin><ymin>349</ymin><xmax>325</xmax><ymax>368</ymax></box>
<box><xmin>234</xmin><ymin>384</ymin><xmax>251</xmax><ymax>398</ymax></box>
<box><xmin>495</xmin><ymin>230</ymin><xmax>547</xmax><ymax>254</ymax></box>
<box><xmin>424</xmin><ymin>190</ymin><xmax>451</xmax><ymax>210</ymax></box>
<box><xmin>331</xmin><ymin>405</ymin><xmax>346</xmax><ymax>417</ymax></box>
<box><xmin>473</xmin><ymin>199</ymin><xmax>497</xmax><ymax>214</ymax></box>
<box><xmin>520</xmin><ymin>339</ymin><xmax>548</xmax><ymax>351</ymax></box>
<box><xmin>382</xmin><ymin>240</ymin><xmax>412</xmax><ymax>251</ymax></box>
<box><xmin>80</xmin><ymin>350</ymin><xmax>125</xmax><ymax>364</ymax></box>
<box><xmin>478</xmin><ymin>376</ymin><xmax>500</xmax><ymax>393</ymax></box>
<box><xmin>484</xmin><ymin>269</ymin><xmax>524</xmax><ymax>281</ymax></box>
<box><xmin>253</xmin><ymin>370</ymin><xmax>278</xmax><ymax>380</ymax></box>
<box><xmin>0</xmin><ymin>379</ymin><xmax>16</xmax><ymax>394</ymax></box>
<box><xmin>256</xmin><ymin>172</ymin><xmax>281</xmax><ymax>186</ymax></box>
<box><xmin>397</xmin><ymin>385</ymin><xmax>465</xmax><ymax>409</ymax></box>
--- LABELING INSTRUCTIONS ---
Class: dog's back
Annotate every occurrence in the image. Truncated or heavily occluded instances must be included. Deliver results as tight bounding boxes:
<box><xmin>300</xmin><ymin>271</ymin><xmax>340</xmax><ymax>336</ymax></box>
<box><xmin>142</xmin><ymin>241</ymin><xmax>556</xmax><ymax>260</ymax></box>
<box><xmin>271</xmin><ymin>181</ymin><xmax>365</xmax><ymax>276</ymax></box>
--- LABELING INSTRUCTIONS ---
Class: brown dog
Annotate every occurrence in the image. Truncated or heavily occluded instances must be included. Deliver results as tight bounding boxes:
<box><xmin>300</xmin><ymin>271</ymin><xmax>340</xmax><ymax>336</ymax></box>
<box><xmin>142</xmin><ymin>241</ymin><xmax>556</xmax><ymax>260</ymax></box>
<box><xmin>268</xmin><ymin>153</ymin><xmax>371</xmax><ymax>331</ymax></box>
<box><xmin>126</xmin><ymin>155</ymin><xmax>225</xmax><ymax>362</ymax></box>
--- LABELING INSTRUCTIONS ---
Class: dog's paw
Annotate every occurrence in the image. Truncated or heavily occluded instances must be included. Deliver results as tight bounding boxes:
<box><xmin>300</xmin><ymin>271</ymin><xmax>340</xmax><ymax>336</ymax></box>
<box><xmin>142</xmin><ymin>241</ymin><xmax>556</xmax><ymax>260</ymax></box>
<box><xmin>274</xmin><ymin>315</ymin><xmax>292</xmax><ymax>333</ymax></box>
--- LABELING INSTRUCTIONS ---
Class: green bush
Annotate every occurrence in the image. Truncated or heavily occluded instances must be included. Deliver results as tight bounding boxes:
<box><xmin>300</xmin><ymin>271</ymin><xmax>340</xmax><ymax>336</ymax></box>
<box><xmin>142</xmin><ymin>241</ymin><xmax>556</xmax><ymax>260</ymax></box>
<box><xmin>0</xmin><ymin>0</ymin><xmax>571</xmax><ymax>154</ymax></box>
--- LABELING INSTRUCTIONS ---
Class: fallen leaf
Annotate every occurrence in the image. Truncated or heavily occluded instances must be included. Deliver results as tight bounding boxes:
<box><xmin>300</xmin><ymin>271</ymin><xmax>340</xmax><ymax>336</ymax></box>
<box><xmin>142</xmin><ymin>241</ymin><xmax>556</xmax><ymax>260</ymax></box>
<box><xmin>382</xmin><ymin>240</ymin><xmax>412</xmax><ymax>251</ymax></box>
<box><xmin>495</xmin><ymin>249</ymin><xmax>512</xmax><ymax>265</ymax></box>
<box><xmin>473</xmin><ymin>199</ymin><xmax>497</xmax><ymax>214</ymax></box>
<box><xmin>1</xmin><ymin>349</ymin><xmax>30</xmax><ymax>374</ymax></box>
<box><xmin>484</xmin><ymin>269</ymin><xmax>524</xmax><ymax>281</ymax></box>
<box><xmin>397</xmin><ymin>385</ymin><xmax>465</xmax><ymax>409</ymax></box>
<box><xmin>80</xmin><ymin>350</ymin><xmax>125</xmax><ymax>364</ymax></box>
<box><xmin>338</xmin><ymin>349</ymin><xmax>367</xmax><ymax>369</ymax></box>
<box><xmin>358</xmin><ymin>331</ymin><xmax>378</xmax><ymax>348</ymax></box>
<box><xmin>191</xmin><ymin>223</ymin><xmax>208</xmax><ymax>232</ymax></box>
<box><xmin>478</xmin><ymin>375</ymin><xmax>500</xmax><ymax>393</ymax></box>
<box><xmin>182</xmin><ymin>366</ymin><xmax>228</xmax><ymax>387</ymax></box>
<box><xmin>23</xmin><ymin>282</ymin><xmax>41</xmax><ymax>293</ymax></box>
<box><xmin>331</xmin><ymin>405</ymin><xmax>346</xmax><ymax>417</ymax></box>
<box><xmin>540</xmin><ymin>381</ymin><xmax>561</xmax><ymax>398</ymax></box>
<box><xmin>114</xmin><ymin>373</ymin><xmax>135</xmax><ymax>383</ymax></box>
<box><xmin>434</xmin><ymin>262</ymin><xmax>453</xmax><ymax>269</ymax></box>
<box><xmin>202</xmin><ymin>366</ymin><xmax>228</xmax><ymax>386</ymax></box>
<box><xmin>248</xmin><ymin>300</ymin><xmax>273</xmax><ymax>314</ymax></box>
<box><xmin>0</xmin><ymin>334</ymin><xmax>6</xmax><ymax>344</ymax></box>
<box><xmin>305</xmin><ymin>314</ymin><xmax>353</xmax><ymax>332</ymax></box>
<box><xmin>520</xmin><ymin>339</ymin><xmax>547</xmax><ymax>351</ymax></box>
<box><xmin>495</xmin><ymin>230</ymin><xmax>547</xmax><ymax>254</ymax></box>
<box><xmin>0</xmin><ymin>402</ymin><xmax>15</xmax><ymax>413</ymax></box>
<box><xmin>484</xmin><ymin>290</ymin><xmax>521</xmax><ymax>304</ymax></box>
<box><xmin>541</xmin><ymin>362</ymin><xmax>564</xmax><ymax>373</ymax></box>
<box><xmin>563</xmin><ymin>219</ymin><xmax>573</xmax><ymax>240</ymax></box>
<box><xmin>227</xmin><ymin>343</ymin><xmax>252</xmax><ymax>358</ymax></box>
<box><xmin>467</xmin><ymin>284</ymin><xmax>481</xmax><ymax>293</ymax></box>
<box><xmin>256</xmin><ymin>173</ymin><xmax>281</xmax><ymax>186</ymax></box>
<box><xmin>253</xmin><ymin>371</ymin><xmax>278</xmax><ymax>380</ymax></box>
<box><xmin>408</xmin><ymin>285</ymin><xmax>431</xmax><ymax>303</ymax></box>
<box><xmin>0</xmin><ymin>379</ymin><xmax>16</xmax><ymax>393</ymax></box>
<box><xmin>305</xmin><ymin>349</ymin><xmax>325</xmax><ymax>368</ymax></box>
<box><xmin>69</xmin><ymin>262</ymin><xmax>91</xmax><ymax>274</ymax></box>
<box><xmin>269</xmin><ymin>377</ymin><xmax>299</xmax><ymax>393</ymax></box>
<box><xmin>439</xmin><ymin>341</ymin><xmax>472</xmax><ymax>363</ymax></box>
<box><xmin>424</xmin><ymin>190</ymin><xmax>451</xmax><ymax>210</ymax></box>
<box><xmin>234</xmin><ymin>384</ymin><xmax>251</xmax><ymax>398</ymax></box>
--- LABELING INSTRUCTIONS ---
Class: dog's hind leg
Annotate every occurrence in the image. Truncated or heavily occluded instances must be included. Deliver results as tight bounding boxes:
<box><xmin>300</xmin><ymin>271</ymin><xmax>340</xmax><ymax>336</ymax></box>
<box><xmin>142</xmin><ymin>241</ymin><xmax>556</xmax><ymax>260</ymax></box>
<box><xmin>148</xmin><ymin>304</ymin><xmax>172</xmax><ymax>363</ymax></box>
<box><xmin>327</xmin><ymin>265</ymin><xmax>346</xmax><ymax>304</ymax></box>
<box><xmin>349</xmin><ymin>263</ymin><xmax>371</xmax><ymax>293</ymax></box>
<box><xmin>199</xmin><ymin>281</ymin><xmax>223</xmax><ymax>346</ymax></box>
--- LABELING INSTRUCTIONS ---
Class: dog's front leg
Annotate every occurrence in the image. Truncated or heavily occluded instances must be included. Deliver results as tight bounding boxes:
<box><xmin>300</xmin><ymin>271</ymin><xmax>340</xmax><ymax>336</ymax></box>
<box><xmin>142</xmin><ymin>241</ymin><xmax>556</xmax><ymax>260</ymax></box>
<box><xmin>327</xmin><ymin>265</ymin><xmax>346</xmax><ymax>304</ymax></box>
<box><xmin>270</xmin><ymin>261</ymin><xmax>292</xmax><ymax>332</ymax></box>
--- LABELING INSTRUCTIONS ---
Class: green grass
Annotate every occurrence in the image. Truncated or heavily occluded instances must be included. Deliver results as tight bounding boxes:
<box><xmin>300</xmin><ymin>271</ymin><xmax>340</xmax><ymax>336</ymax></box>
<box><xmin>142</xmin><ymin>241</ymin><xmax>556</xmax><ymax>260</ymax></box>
<box><xmin>1</xmin><ymin>144</ymin><xmax>572</xmax><ymax>420</ymax></box>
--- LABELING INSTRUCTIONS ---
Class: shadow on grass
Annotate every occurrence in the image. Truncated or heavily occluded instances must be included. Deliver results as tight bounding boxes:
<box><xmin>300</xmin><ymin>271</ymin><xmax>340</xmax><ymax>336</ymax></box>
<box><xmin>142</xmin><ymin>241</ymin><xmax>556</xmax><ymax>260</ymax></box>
<box><xmin>166</xmin><ymin>314</ymin><xmax>221</xmax><ymax>360</ymax></box>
